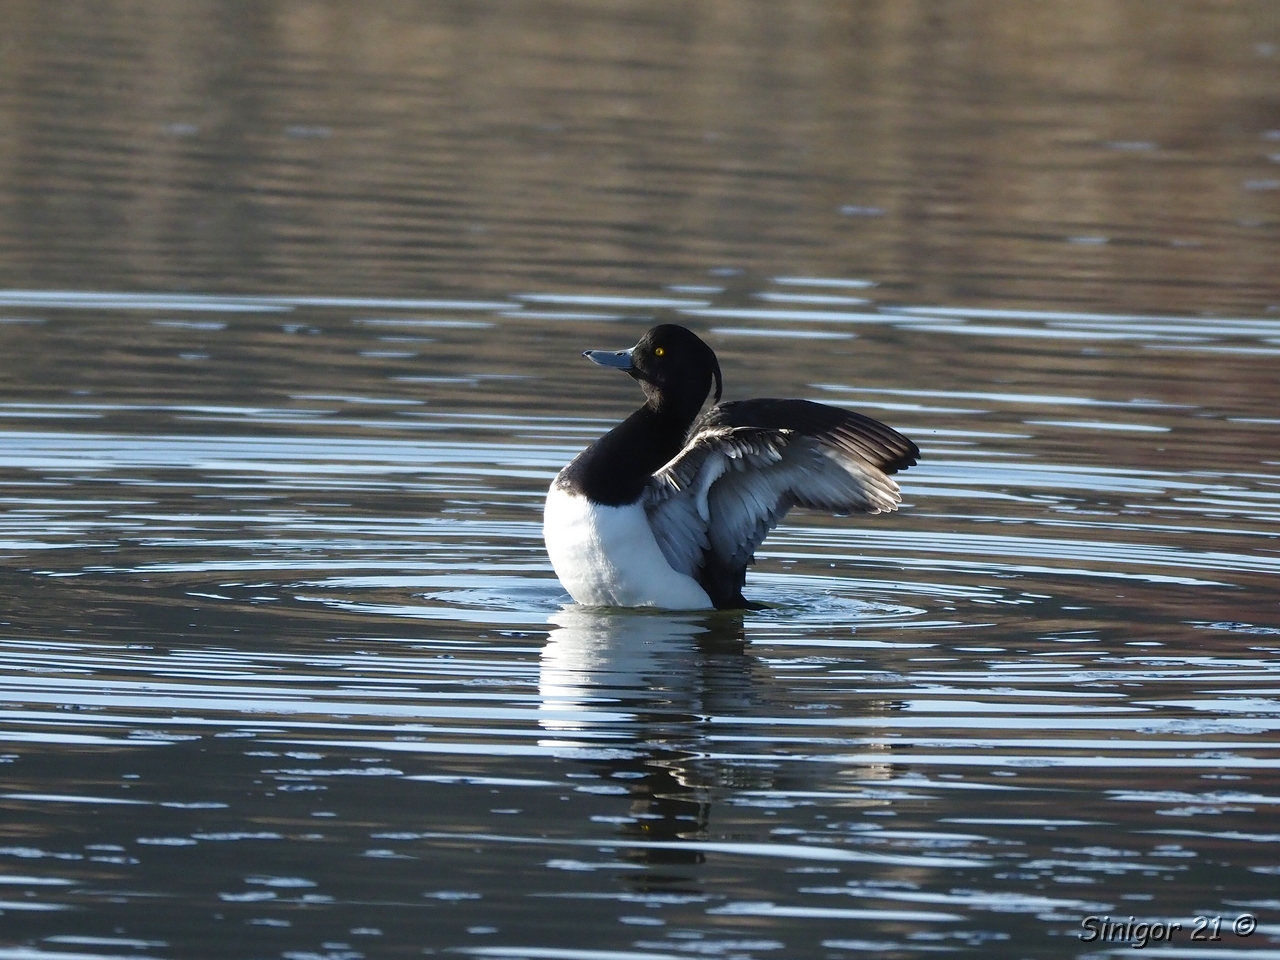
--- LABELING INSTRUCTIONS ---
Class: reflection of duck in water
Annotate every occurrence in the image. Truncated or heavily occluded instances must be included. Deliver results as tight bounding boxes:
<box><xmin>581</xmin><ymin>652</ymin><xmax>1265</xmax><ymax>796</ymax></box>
<box><xmin>538</xmin><ymin>607</ymin><xmax>748</xmax><ymax>733</ymax></box>
<box><xmin>538</xmin><ymin>609</ymin><xmax>914</xmax><ymax>873</ymax></box>
<box><xmin>538</xmin><ymin>608</ymin><xmax>751</xmax><ymax>865</ymax></box>
<box><xmin>544</xmin><ymin>324</ymin><xmax>918</xmax><ymax>610</ymax></box>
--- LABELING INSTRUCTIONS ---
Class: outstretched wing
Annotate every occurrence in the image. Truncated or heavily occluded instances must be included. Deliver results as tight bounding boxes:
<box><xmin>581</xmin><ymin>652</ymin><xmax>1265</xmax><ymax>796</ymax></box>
<box><xmin>643</xmin><ymin>399</ymin><xmax>918</xmax><ymax>606</ymax></box>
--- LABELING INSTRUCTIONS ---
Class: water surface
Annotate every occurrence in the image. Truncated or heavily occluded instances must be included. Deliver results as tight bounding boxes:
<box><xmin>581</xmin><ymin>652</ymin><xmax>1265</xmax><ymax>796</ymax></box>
<box><xmin>1</xmin><ymin>3</ymin><xmax>1279</xmax><ymax>959</ymax></box>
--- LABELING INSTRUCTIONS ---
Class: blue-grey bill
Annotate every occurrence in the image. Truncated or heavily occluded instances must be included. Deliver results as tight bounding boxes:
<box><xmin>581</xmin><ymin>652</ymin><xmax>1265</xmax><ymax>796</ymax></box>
<box><xmin>583</xmin><ymin>349</ymin><xmax>635</xmax><ymax>369</ymax></box>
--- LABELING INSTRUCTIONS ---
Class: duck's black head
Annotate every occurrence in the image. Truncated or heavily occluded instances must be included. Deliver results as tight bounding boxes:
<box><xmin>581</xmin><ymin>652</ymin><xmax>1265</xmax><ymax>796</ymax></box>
<box><xmin>584</xmin><ymin>324</ymin><xmax>722</xmax><ymax>418</ymax></box>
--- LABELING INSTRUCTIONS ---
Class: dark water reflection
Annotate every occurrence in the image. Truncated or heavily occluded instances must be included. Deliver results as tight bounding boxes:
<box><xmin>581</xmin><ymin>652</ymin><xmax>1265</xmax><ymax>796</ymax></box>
<box><xmin>3</xmin><ymin>1</ymin><xmax>1279</xmax><ymax>310</ymax></box>
<box><xmin>2</xmin><ymin>2</ymin><xmax>1280</xmax><ymax>959</ymax></box>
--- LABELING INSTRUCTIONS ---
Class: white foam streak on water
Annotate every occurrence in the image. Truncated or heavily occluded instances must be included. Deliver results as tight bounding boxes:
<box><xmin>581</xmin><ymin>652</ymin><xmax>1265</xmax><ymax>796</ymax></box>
<box><xmin>707</xmin><ymin>901</ymin><xmax>964</xmax><ymax>921</ymax></box>
<box><xmin>458</xmin><ymin>949</ymin><xmax>687</xmax><ymax>960</ymax></box>
<box><xmin>0</xmin><ymin>291</ymin><xmax>294</xmax><ymax>312</ymax></box>
<box><xmin>712</xmin><ymin>327</ymin><xmax>857</xmax><ymax>340</ymax></box>
<box><xmin>0</xmin><ymin>290</ymin><xmax>519</xmax><ymax>312</ymax></box>
<box><xmin>516</xmin><ymin>294</ymin><xmax>711</xmax><ymax>309</ymax></box>
<box><xmin>904</xmin><ymin>323</ymin><xmax>1181</xmax><ymax>341</ymax></box>
<box><xmin>771</xmin><ymin>277</ymin><xmax>878</xmax><ymax>289</ymax></box>
<box><xmin>677</xmin><ymin>303</ymin><xmax>1280</xmax><ymax>350</ymax></box>
<box><xmin>753</xmin><ymin>293</ymin><xmax>872</xmax><ymax>306</ymax></box>
<box><xmin>685</xmin><ymin>307</ymin><xmax>890</xmax><ymax>323</ymax></box>
<box><xmin>813</xmin><ymin>384</ymin><xmax>1191</xmax><ymax>409</ymax></box>
<box><xmin>768</xmin><ymin>528</ymin><xmax>1280</xmax><ymax>580</ymax></box>
<box><xmin>892</xmin><ymin>305</ymin><xmax>1280</xmax><ymax>333</ymax></box>
<box><xmin>801</xmin><ymin>884</ymin><xmax>1110</xmax><ymax>912</ymax></box>
<box><xmin>1</xmin><ymin>793</ymin><xmax>152</xmax><ymax>806</ymax></box>
<box><xmin>501</xmin><ymin>311</ymin><xmax>625</xmax><ymax>322</ymax></box>
<box><xmin>401</xmin><ymin>831</ymin><xmax>992</xmax><ymax>868</ymax></box>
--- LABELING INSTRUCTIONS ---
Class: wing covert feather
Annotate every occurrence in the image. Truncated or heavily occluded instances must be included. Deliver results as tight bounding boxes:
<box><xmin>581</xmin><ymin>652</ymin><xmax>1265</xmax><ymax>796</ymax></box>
<box><xmin>643</xmin><ymin>400</ymin><xmax>918</xmax><ymax>605</ymax></box>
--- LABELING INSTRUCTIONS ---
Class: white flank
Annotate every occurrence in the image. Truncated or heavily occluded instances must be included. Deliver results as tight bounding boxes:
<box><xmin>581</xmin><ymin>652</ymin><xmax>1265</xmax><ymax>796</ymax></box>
<box><xmin>543</xmin><ymin>484</ymin><xmax>713</xmax><ymax>609</ymax></box>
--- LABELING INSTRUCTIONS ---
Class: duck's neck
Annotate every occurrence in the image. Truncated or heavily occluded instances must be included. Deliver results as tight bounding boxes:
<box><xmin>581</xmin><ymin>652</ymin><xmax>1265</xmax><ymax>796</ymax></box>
<box><xmin>560</xmin><ymin>403</ymin><xmax>694</xmax><ymax>506</ymax></box>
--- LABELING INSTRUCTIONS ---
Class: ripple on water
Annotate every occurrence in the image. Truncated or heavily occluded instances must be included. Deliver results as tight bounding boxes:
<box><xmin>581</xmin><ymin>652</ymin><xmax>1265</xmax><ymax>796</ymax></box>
<box><xmin>1</xmin><ymin>285</ymin><xmax>1279</xmax><ymax>957</ymax></box>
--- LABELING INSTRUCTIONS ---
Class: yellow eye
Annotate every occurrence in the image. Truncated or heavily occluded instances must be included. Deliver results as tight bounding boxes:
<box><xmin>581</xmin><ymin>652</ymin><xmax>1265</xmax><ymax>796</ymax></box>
<box><xmin>654</xmin><ymin>346</ymin><xmax>665</xmax><ymax>357</ymax></box>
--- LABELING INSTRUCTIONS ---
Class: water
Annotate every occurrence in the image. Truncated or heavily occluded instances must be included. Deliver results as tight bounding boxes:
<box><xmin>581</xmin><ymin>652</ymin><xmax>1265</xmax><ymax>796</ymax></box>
<box><xmin>2</xmin><ymin>3</ymin><xmax>1279</xmax><ymax>959</ymax></box>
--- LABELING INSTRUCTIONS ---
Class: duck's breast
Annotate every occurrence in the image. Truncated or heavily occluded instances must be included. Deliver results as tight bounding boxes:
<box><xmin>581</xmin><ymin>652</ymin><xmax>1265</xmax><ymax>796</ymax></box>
<box><xmin>543</xmin><ymin>483</ymin><xmax>712</xmax><ymax>609</ymax></box>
